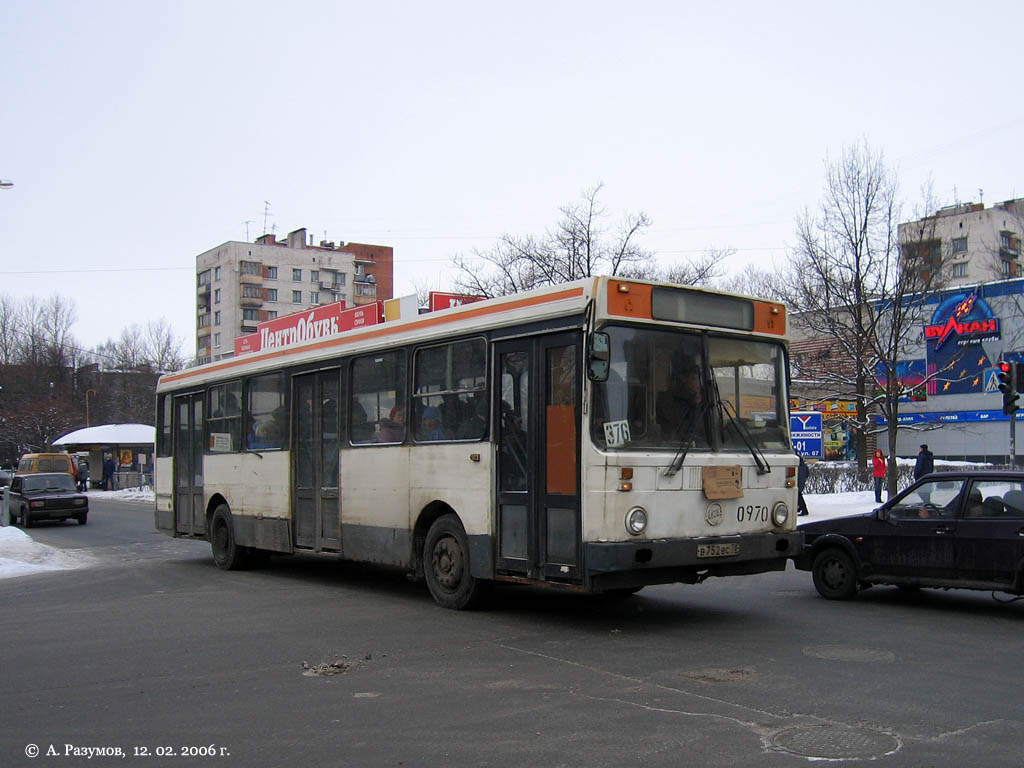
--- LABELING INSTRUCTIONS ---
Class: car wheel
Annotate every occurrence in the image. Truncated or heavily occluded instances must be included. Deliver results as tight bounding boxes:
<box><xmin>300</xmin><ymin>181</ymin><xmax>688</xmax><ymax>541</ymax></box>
<box><xmin>22</xmin><ymin>507</ymin><xmax>32</xmax><ymax>528</ymax></box>
<box><xmin>210</xmin><ymin>505</ymin><xmax>245</xmax><ymax>570</ymax></box>
<box><xmin>76</xmin><ymin>513</ymin><xmax>88</xmax><ymax>525</ymax></box>
<box><xmin>423</xmin><ymin>514</ymin><xmax>488</xmax><ymax>610</ymax></box>
<box><xmin>812</xmin><ymin>547</ymin><xmax>858</xmax><ymax>600</ymax></box>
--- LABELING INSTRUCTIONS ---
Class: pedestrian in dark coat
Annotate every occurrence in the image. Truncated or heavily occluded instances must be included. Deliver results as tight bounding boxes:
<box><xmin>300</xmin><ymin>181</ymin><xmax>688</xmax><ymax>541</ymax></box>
<box><xmin>102</xmin><ymin>456</ymin><xmax>116</xmax><ymax>491</ymax></box>
<box><xmin>914</xmin><ymin>444</ymin><xmax>934</xmax><ymax>481</ymax></box>
<box><xmin>797</xmin><ymin>453</ymin><xmax>809</xmax><ymax>516</ymax></box>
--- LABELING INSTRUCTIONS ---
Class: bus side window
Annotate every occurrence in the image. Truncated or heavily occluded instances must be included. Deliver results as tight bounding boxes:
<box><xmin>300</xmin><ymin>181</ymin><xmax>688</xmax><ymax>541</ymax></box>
<box><xmin>350</xmin><ymin>350</ymin><xmax>406</xmax><ymax>445</ymax></box>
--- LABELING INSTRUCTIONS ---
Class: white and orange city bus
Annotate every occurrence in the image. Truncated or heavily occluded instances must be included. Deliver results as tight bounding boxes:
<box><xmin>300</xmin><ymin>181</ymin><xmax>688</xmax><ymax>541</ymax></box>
<box><xmin>155</xmin><ymin>277</ymin><xmax>800</xmax><ymax>608</ymax></box>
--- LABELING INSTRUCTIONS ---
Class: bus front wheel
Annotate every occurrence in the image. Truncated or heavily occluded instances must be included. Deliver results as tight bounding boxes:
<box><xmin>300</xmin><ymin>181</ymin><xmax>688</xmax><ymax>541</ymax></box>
<box><xmin>423</xmin><ymin>514</ymin><xmax>488</xmax><ymax>610</ymax></box>
<box><xmin>210</xmin><ymin>505</ymin><xmax>245</xmax><ymax>571</ymax></box>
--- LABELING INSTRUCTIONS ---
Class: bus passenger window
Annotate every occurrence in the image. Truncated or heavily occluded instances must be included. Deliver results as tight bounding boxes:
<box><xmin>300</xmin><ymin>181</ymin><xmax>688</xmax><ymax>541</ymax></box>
<box><xmin>350</xmin><ymin>350</ymin><xmax>407</xmax><ymax>445</ymax></box>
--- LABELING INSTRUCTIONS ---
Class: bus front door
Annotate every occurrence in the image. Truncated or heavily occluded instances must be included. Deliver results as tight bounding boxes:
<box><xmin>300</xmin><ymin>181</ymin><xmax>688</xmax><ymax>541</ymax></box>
<box><xmin>173</xmin><ymin>393</ymin><xmax>205</xmax><ymax>536</ymax></box>
<box><xmin>495</xmin><ymin>333</ymin><xmax>582</xmax><ymax>584</ymax></box>
<box><xmin>293</xmin><ymin>370</ymin><xmax>341</xmax><ymax>552</ymax></box>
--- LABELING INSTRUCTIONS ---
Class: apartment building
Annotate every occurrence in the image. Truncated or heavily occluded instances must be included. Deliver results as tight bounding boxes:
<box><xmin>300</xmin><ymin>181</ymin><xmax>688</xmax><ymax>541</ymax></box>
<box><xmin>899</xmin><ymin>197</ymin><xmax>1024</xmax><ymax>287</ymax></box>
<box><xmin>195</xmin><ymin>228</ymin><xmax>394</xmax><ymax>363</ymax></box>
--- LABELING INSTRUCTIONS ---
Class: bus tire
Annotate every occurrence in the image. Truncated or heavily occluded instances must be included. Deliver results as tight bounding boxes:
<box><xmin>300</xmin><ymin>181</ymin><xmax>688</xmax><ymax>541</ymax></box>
<box><xmin>210</xmin><ymin>505</ymin><xmax>246</xmax><ymax>571</ymax></box>
<box><xmin>22</xmin><ymin>507</ymin><xmax>32</xmax><ymax>528</ymax></box>
<box><xmin>811</xmin><ymin>547</ymin><xmax>858</xmax><ymax>600</ymax></box>
<box><xmin>423</xmin><ymin>514</ymin><xmax>487</xmax><ymax>610</ymax></box>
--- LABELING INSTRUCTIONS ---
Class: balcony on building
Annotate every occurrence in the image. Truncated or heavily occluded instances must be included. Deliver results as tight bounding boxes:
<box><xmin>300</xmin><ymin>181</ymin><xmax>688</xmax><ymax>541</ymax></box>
<box><xmin>239</xmin><ymin>260</ymin><xmax>264</xmax><ymax>285</ymax></box>
<box><xmin>240</xmin><ymin>293</ymin><xmax>264</xmax><ymax>308</ymax></box>
<box><xmin>1000</xmin><ymin>231</ymin><xmax>1020</xmax><ymax>259</ymax></box>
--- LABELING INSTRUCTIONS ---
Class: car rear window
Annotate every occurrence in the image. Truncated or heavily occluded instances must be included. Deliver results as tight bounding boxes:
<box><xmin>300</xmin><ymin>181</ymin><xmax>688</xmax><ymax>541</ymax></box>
<box><xmin>23</xmin><ymin>475</ymin><xmax>75</xmax><ymax>492</ymax></box>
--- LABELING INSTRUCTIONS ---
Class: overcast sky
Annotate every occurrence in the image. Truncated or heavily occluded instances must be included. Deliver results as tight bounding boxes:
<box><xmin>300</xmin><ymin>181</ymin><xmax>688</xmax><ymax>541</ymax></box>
<box><xmin>2</xmin><ymin>0</ymin><xmax>1022</xmax><ymax>354</ymax></box>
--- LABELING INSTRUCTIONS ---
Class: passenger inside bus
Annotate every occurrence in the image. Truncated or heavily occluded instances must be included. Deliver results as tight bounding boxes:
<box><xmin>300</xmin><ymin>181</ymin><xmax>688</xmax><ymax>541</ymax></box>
<box><xmin>379</xmin><ymin>405</ymin><xmax>406</xmax><ymax>442</ymax></box>
<box><xmin>455</xmin><ymin>394</ymin><xmax>488</xmax><ymax>440</ymax></box>
<box><xmin>420</xmin><ymin>406</ymin><xmax>447</xmax><ymax>440</ymax></box>
<box><xmin>655</xmin><ymin>361</ymin><xmax>705</xmax><ymax>442</ymax></box>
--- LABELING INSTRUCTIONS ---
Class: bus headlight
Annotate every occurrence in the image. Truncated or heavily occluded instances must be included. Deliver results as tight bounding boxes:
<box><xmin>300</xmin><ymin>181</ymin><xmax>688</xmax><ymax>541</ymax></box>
<box><xmin>625</xmin><ymin>506</ymin><xmax>648</xmax><ymax>536</ymax></box>
<box><xmin>772</xmin><ymin>502</ymin><xmax>790</xmax><ymax>527</ymax></box>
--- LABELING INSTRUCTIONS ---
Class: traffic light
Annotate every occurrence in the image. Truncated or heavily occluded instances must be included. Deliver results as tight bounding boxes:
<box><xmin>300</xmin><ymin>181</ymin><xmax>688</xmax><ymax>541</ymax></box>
<box><xmin>998</xmin><ymin>361</ymin><xmax>1019</xmax><ymax>415</ymax></box>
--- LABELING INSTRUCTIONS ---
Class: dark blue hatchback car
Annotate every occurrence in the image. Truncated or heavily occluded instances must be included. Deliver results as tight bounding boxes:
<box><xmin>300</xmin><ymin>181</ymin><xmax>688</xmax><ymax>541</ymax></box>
<box><xmin>794</xmin><ymin>470</ymin><xmax>1024</xmax><ymax>600</ymax></box>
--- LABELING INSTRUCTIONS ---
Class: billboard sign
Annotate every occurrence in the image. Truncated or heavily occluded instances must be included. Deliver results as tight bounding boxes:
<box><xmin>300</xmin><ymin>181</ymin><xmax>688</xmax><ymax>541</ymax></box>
<box><xmin>790</xmin><ymin>411</ymin><xmax>823</xmax><ymax>458</ymax></box>
<box><xmin>234</xmin><ymin>301</ymin><xmax>382</xmax><ymax>356</ymax></box>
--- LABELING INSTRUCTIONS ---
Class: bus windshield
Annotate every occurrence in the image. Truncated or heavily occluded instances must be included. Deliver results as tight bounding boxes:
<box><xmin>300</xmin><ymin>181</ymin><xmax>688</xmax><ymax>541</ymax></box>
<box><xmin>591</xmin><ymin>325</ymin><xmax>789</xmax><ymax>452</ymax></box>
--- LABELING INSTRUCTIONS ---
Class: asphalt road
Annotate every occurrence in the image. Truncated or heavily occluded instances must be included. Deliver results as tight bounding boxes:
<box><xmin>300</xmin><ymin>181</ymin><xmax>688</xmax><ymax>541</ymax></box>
<box><xmin>2</xmin><ymin>499</ymin><xmax>1023</xmax><ymax>767</ymax></box>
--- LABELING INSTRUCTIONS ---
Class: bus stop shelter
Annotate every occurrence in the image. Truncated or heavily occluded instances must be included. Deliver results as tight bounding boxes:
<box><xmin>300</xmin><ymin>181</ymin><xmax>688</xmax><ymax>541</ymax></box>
<box><xmin>52</xmin><ymin>423</ymin><xmax>156</xmax><ymax>489</ymax></box>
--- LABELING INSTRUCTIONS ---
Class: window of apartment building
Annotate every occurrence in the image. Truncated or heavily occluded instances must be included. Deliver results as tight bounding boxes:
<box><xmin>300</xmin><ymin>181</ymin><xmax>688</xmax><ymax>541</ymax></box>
<box><xmin>214</xmin><ymin>333</ymin><xmax>221</xmax><ymax>348</ymax></box>
<box><xmin>952</xmin><ymin>263</ymin><xmax>968</xmax><ymax>278</ymax></box>
<box><xmin>292</xmin><ymin>290</ymin><xmax>302</xmax><ymax>303</ymax></box>
<box><xmin>214</xmin><ymin>288</ymin><xmax>221</xmax><ymax>304</ymax></box>
<box><xmin>266</xmin><ymin>288</ymin><xmax>278</xmax><ymax>302</ymax></box>
<box><xmin>336</xmin><ymin>272</ymin><xmax>346</xmax><ymax>286</ymax></box>
<box><xmin>241</xmin><ymin>260</ymin><xmax>262</xmax><ymax>275</ymax></box>
<box><xmin>242</xmin><ymin>308</ymin><xmax>260</xmax><ymax>322</ymax></box>
<box><xmin>198</xmin><ymin>313</ymin><xmax>210</xmax><ymax>328</ymax></box>
<box><xmin>266</xmin><ymin>266</ymin><xmax>278</xmax><ymax>280</ymax></box>
<box><xmin>310</xmin><ymin>270</ymin><xmax>319</xmax><ymax>284</ymax></box>
<box><xmin>198</xmin><ymin>270</ymin><xmax>211</xmax><ymax>286</ymax></box>
<box><xmin>310</xmin><ymin>292</ymin><xmax>320</xmax><ymax>305</ymax></box>
<box><xmin>267</xmin><ymin>311</ymin><xmax>278</xmax><ymax>320</ymax></box>
<box><xmin>293</xmin><ymin>268</ymin><xmax>302</xmax><ymax>282</ymax></box>
<box><xmin>242</xmin><ymin>284</ymin><xmax>263</xmax><ymax>299</ymax></box>
<box><xmin>214</xmin><ymin>266</ymin><xmax>221</xmax><ymax>281</ymax></box>
<box><xmin>214</xmin><ymin>311</ymin><xmax>221</xmax><ymax>326</ymax></box>
<box><xmin>356</xmin><ymin>283</ymin><xmax>376</xmax><ymax>297</ymax></box>
<box><xmin>1002</xmin><ymin>260</ymin><xmax>1013</xmax><ymax>277</ymax></box>
<box><xmin>952</xmin><ymin>237</ymin><xmax>968</xmax><ymax>254</ymax></box>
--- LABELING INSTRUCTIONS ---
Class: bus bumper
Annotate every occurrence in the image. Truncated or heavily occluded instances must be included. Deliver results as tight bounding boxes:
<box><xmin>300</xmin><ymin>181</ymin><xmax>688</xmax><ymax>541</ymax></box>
<box><xmin>584</xmin><ymin>531</ymin><xmax>803</xmax><ymax>591</ymax></box>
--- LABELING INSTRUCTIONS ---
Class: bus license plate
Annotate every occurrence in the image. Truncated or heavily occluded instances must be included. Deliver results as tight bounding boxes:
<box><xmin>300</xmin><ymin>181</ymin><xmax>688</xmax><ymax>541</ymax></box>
<box><xmin>697</xmin><ymin>542</ymin><xmax>740</xmax><ymax>558</ymax></box>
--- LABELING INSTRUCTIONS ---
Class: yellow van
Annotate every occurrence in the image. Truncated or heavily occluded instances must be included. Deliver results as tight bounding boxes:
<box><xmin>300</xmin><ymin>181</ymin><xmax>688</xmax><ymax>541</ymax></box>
<box><xmin>16</xmin><ymin>453</ymin><xmax>78</xmax><ymax>481</ymax></box>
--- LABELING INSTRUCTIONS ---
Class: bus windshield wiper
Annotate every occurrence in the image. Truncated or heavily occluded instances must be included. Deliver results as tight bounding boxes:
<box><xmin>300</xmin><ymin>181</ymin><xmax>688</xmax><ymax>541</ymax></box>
<box><xmin>665</xmin><ymin>401</ymin><xmax>706</xmax><ymax>477</ymax></box>
<box><xmin>712</xmin><ymin>381</ymin><xmax>771</xmax><ymax>475</ymax></box>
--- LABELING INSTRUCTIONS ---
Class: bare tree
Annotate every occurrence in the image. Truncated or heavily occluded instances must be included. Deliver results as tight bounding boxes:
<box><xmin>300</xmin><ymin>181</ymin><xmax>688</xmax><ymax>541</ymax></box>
<box><xmin>143</xmin><ymin>318</ymin><xmax>187</xmax><ymax>373</ymax></box>
<box><xmin>451</xmin><ymin>184</ymin><xmax>657</xmax><ymax>297</ymax></box>
<box><xmin>94</xmin><ymin>325</ymin><xmax>149</xmax><ymax>371</ymax></box>
<box><xmin>716</xmin><ymin>263</ymin><xmax>787</xmax><ymax>301</ymax></box>
<box><xmin>778</xmin><ymin>141</ymin><xmax>949</xmax><ymax>489</ymax></box>
<box><xmin>0</xmin><ymin>294</ymin><xmax>22</xmax><ymax>364</ymax></box>
<box><xmin>39</xmin><ymin>294</ymin><xmax>79</xmax><ymax>369</ymax></box>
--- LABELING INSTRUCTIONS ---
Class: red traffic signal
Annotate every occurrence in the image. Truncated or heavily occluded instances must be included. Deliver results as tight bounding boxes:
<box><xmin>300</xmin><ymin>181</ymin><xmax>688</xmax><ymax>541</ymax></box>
<box><xmin>998</xmin><ymin>361</ymin><xmax>1020</xmax><ymax>414</ymax></box>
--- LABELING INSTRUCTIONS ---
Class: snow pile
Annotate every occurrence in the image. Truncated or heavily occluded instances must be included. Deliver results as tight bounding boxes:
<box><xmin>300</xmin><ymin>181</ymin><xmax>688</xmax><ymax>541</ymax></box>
<box><xmin>0</xmin><ymin>526</ymin><xmax>96</xmax><ymax>577</ymax></box>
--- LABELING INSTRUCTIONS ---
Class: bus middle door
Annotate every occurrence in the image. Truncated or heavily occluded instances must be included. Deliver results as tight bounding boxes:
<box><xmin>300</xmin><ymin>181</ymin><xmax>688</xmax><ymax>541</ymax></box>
<box><xmin>495</xmin><ymin>332</ymin><xmax>582</xmax><ymax>585</ymax></box>
<box><xmin>293</xmin><ymin>370</ymin><xmax>341</xmax><ymax>553</ymax></box>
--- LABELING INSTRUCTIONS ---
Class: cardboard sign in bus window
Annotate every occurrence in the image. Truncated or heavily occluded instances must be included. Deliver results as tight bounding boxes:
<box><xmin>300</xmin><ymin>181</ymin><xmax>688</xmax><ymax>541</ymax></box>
<box><xmin>703</xmin><ymin>465</ymin><xmax>743</xmax><ymax>499</ymax></box>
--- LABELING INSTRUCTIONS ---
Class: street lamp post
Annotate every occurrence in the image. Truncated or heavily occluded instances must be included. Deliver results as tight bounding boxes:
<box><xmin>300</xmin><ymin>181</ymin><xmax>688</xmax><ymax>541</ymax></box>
<box><xmin>85</xmin><ymin>389</ymin><xmax>97</xmax><ymax>427</ymax></box>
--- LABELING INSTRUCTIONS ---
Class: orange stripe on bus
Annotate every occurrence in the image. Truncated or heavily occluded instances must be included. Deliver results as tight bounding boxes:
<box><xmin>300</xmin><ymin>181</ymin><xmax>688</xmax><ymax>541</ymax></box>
<box><xmin>161</xmin><ymin>286</ymin><xmax>586</xmax><ymax>386</ymax></box>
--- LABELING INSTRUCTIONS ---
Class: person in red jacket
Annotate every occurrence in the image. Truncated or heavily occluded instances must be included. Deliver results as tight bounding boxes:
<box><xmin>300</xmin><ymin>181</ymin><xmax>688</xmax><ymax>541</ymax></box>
<box><xmin>872</xmin><ymin>448</ymin><xmax>888</xmax><ymax>503</ymax></box>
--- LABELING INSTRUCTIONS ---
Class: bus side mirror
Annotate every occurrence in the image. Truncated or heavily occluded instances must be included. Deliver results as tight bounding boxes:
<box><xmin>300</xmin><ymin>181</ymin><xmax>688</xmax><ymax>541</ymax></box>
<box><xmin>587</xmin><ymin>332</ymin><xmax>610</xmax><ymax>381</ymax></box>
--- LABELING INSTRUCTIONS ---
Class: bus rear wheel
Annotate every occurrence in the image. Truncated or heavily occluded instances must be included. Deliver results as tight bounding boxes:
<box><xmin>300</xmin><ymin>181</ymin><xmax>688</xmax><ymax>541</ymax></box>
<box><xmin>210</xmin><ymin>505</ymin><xmax>246</xmax><ymax>571</ymax></box>
<box><xmin>423</xmin><ymin>514</ymin><xmax>488</xmax><ymax>610</ymax></box>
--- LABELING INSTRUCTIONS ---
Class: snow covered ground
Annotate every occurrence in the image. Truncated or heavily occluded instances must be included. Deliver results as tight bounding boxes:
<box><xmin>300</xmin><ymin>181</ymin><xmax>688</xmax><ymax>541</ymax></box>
<box><xmin>0</xmin><ymin>487</ymin><xmax>157</xmax><ymax>579</ymax></box>
<box><xmin>0</xmin><ymin>487</ymin><xmax>882</xmax><ymax>582</ymax></box>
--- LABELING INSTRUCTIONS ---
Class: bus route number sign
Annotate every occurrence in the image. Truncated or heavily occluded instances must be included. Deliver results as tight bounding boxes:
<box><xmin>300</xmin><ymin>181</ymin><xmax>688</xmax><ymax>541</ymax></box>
<box><xmin>603</xmin><ymin>420</ymin><xmax>631</xmax><ymax>448</ymax></box>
